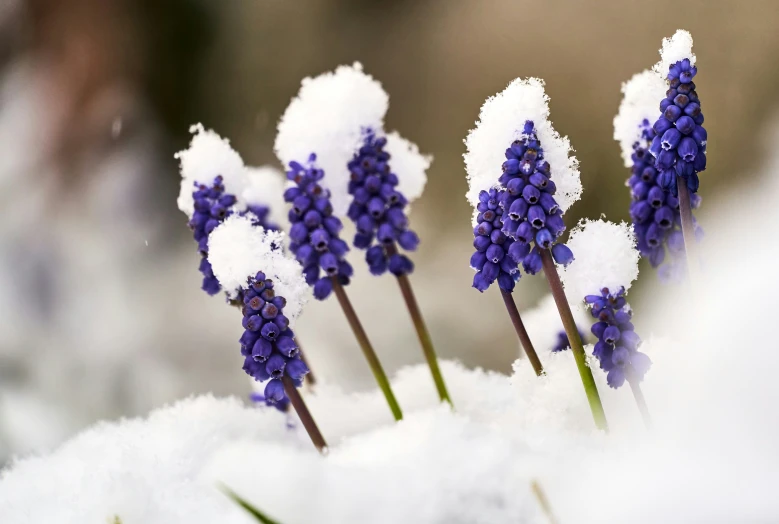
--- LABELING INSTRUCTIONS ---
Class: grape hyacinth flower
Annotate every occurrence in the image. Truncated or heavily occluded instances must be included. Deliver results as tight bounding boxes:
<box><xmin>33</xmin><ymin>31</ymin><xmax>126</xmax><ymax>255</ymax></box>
<box><xmin>552</xmin><ymin>327</ymin><xmax>588</xmax><ymax>353</ymax></box>
<box><xmin>464</xmin><ymin>79</ymin><xmax>608</xmax><ymax>431</ymax></box>
<box><xmin>649</xmin><ymin>30</ymin><xmax>707</xmax><ymax>277</ymax></box>
<box><xmin>561</xmin><ymin>219</ymin><xmax>650</xmax><ymax>426</ymax></box>
<box><xmin>586</xmin><ymin>287</ymin><xmax>651</xmax><ymax>389</ymax></box>
<box><xmin>207</xmin><ymin>215</ymin><xmax>326</xmax><ymax>450</ymax></box>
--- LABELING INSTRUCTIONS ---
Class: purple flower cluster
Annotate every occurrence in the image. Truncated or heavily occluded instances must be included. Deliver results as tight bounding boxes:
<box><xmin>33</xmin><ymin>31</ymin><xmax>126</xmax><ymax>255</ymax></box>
<box><xmin>497</xmin><ymin>121</ymin><xmax>574</xmax><ymax>274</ymax></box>
<box><xmin>239</xmin><ymin>271</ymin><xmax>309</xmax><ymax>405</ymax></box>
<box><xmin>629</xmin><ymin>120</ymin><xmax>702</xmax><ymax>277</ymax></box>
<box><xmin>470</xmin><ymin>188</ymin><xmax>522</xmax><ymax>291</ymax></box>
<box><xmin>552</xmin><ymin>327</ymin><xmax>588</xmax><ymax>353</ymax></box>
<box><xmin>649</xmin><ymin>58</ymin><xmax>707</xmax><ymax>196</ymax></box>
<box><xmin>189</xmin><ymin>175</ymin><xmax>237</xmax><ymax>295</ymax></box>
<box><xmin>285</xmin><ymin>154</ymin><xmax>353</xmax><ymax>300</ymax></box>
<box><xmin>587</xmin><ymin>287</ymin><xmax>651</xmax><ymax>389</ymax></box>
<box><xmin>347</xmin><ymin>133</ymin><xmax>420</xmax><ymax>276</ymax></box>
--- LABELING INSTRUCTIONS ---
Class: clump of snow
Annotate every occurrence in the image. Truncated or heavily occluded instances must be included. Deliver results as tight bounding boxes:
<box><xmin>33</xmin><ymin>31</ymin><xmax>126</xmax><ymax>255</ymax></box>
<box><xmin>653</xmin><ymin>29</ymin><xmax>696</xmax><ymax>77</ymax></box>
<box><xmin>560</xmin><ymin>219</ymin><xmax>639</xmax><ymax>301</ymax></box>
<box><xmin>613</xmin><ymin>70</ymin><xmax>666</xmax><ymax>167</ymax></box>
<box><xmin>384</xmin><ymin>131</ymin><xmax>431</xmax><ymax>204</ymax></box>
<box><xmin>241</xmin><ymin>165</ymin><xmax>288</xmax><ymax>229</ymax></box>
<box><xmin>207</xmin><ymin>215</ymin><xmax>310</xmax><ymax>322</ymax></box>
<box><xmin>521</xmin><ymin>294</ymin><xmax>591</xmax><ymax>354</ymax></box>
<box><xmin>275</xmin><ymin>63</ymin><xmax>389</xmax><ymax>217</ymax></box>
<box><xmin>464</xmin><ymin>77</ymin><xmax>581</xmax><ymax>215</ymax></box>
<box><xmin>175</xmin><ymin>124</ymin><xmax>248</xmax><ymax>218</ymax></box>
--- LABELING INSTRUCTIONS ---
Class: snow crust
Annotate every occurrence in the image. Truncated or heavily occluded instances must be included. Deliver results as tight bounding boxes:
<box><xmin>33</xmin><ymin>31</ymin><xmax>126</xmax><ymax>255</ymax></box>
<box><xmin>384</xmin><ymin>131</ymin><xmax>431</xmax><ymax>204</ymax></box>
<box><xmin>613</xmin><ymin>69</ymin><xmax>666</xmax><ymax>167</ymax></box>
<box><xmin>207</xmin><ymin>215</ymin><xmax>310</xmax><ymax>321</ymax></box>
<box><xmin>464</xmin><ymin>77</ymin><xmax>581</xmax><ymax>214</ymax></box>
<box><xmin>275</xmin><ymin>63</ymin><xmax>388</xmax><ymax>217</ymax></box>
<box><xmin>242</xmin><ymin>165</ymin><xmax>288</xmax><ymax>229</ymax></box>
<box><xmin>175</xmin><ymin>124</ymin><xmax>248</xmax><ymax>218</ymax></box>
<box><xmin>560</xmin><ymin>219</ymin><xmax>639</xmax><ymax>301</ymax></box>
<box><xmin>653</xmin><ymin>30</ymin><xmax>696</xmax><ymax>77</ymax></box>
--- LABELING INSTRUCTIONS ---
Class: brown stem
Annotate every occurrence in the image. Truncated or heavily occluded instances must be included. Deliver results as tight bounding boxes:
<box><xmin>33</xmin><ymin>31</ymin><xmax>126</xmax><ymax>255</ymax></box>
<box><xmin>282</xmin><ymin>376</ymin><xmax>327</xmax><ymax>452</ymax></box>
<box><xmin>295</xmin><ymin>339</ymin><xmax>316</xmax><ymax>386</ymax></box>
<box><xmin>330</xmin><ymin>277</ymin><xmax>403</xmax><ymax>421</ymax></box>
<box><xmin>500</xmin><ymin>289</ymin><xmax>544</xmax><ymax>376</ymax></box>
<box><xmin>540</xmin><ymin>249</ymin><xmax>609</xmax><ymax>431</ymax></box>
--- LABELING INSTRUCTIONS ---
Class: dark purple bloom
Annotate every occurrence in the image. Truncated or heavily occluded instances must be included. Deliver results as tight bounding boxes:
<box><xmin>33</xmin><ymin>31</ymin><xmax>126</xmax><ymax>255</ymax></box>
<box><xmin>586</xmin><ymin>287</ymin><xmax>650</xmax><ymax>389</ymax></box>
<box><xmin>470</xmin><ymin>187</ymin><xmax>522</xmax><ymax>292</ymax></box>
<box><xmin>285</xmin><ymin>154</ymin><xmax>353</xmax><ymax>300</ymax></box>
<box><xmin>346</xmin><ymin>133</ymin><xmax>418</xmax><ymax>276</ymax></box>
<box><xmin>627</xmin><ymin>119</ymin><xmax>703</xmax><ymax>281</ymax></box>
<box><xmin>240</xmin><ymin>271</ymin><xmax>308</xmax><ymax>405</ymax></box>
<box><xmin>649</xmin><ymin>58</ymin><xmax>707</xmax><ymax>196</ymax></box>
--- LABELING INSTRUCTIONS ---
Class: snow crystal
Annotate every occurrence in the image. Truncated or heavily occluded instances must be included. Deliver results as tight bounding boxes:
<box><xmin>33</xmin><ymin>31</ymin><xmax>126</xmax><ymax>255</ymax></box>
<box><xmin>275</xmin><ymin>63</ymin><xmax>389</xmax><ymax>217</ymax></box>
<box><xmin>560</xmin><ymin>219</ymin><xmax>639</xmax><ymax>301</ymax></box>
<box><xmin>653</xmin><ymin>29</ymin><xmax>696</xmax><ymax>78</ymax></box>
<box><xmin>384</xmin><ymin>131</ymin><xmax>431</xmax><ymax>204</ymax></box>
<box><xmin>207</xmin><ymin>215</ymin><xmax>310</xmax><ymax>322</ymax></box>
<box><xmin>175</xmin><ymin>124</ymin><xmax>248</xmax><ymax>218</ymax></box>
<box><xmin>241</xmin><ymin>165</ymin><xmax>288</xmax><ymax>229</ymax></box>
<box><xmin>613</xmin><ymin>69</ymin><xmax>666</xmax><ymax>167</ymax></box>
<box><xmin>464</xmin><ymin>77</ymin><xmax>581</xmax><ymax>218</ymax></box>
<box><xmin>520</xmin><ymin>294</ymin><xmax>591</xmax><ymax>354</ymax></box>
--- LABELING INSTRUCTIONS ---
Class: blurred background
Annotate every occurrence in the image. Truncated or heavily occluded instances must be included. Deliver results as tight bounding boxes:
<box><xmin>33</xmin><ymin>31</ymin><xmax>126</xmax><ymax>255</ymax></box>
<box><xmin>1</xmin><ymin>0</ymin><xmax>778</xmax><ymax>461</ymax></box>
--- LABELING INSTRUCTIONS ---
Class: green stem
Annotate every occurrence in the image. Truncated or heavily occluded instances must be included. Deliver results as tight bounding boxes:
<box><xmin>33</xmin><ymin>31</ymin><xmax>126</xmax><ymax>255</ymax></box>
<box><xmin>220</xmin><ymin>484</ymin><xmax>283</xmax><ymax>524</ymax></box>
<box><xmin>540</xmin><ymin>249</ymin><xmax>609</xmax><ymax>431</ymax></box>
<box><xmin>331</xmin><ymin>277</ymin><xmax>403</xmax><ymax>421</ymax></box>
<box><xmin>531</xmin><ymin>480</ymin><xmax>560</xmax><ymax>524</ymax></box>
<box><xmin>500</xmin><ymin>289</ymin><xmax>545</xmax><ymax>376</ymax></box>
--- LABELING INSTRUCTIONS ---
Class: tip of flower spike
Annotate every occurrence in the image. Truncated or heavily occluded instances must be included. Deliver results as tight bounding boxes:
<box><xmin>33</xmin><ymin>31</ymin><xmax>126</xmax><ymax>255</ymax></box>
<box><xmin>383</xmin><ymin>131</ymin><xmax>431</xmax><ymax>204</ymax></box>
<box><xmin>274</xmin><ymin>62</ymin><xmax>389</xmax><ymax>218</ymax></box>
<box><xmin>175</xmin><ymin>124</ymin><xmax>248</xmax><ymax>218</ymax></box>
<box><xmin>463</xmin><ymin>77</ymin><xmax>581</xmax><ymax>222</ymax></box>
<box><xmin>653</xmin><ymin>30</ymin><xmax>696</xmax><ymax>78</ymax></box>
<box><xmin>613</xmin><ymin>70</ymin><xmax>667</xmax><ymax>167</ymax></box>
<box><xmin>207</xmin><ymin>215</ymin><xmax>310</xmax><ymax>323</ymax></box>
<box><xmin>559</xmin><ymin>219</ymin><xmax>639</xmax><ymax>302</ymax></box>
<box><xmin>242</xmin><ymin>165</ymin><xmax>288</xmax><ymax>229</ymax></box>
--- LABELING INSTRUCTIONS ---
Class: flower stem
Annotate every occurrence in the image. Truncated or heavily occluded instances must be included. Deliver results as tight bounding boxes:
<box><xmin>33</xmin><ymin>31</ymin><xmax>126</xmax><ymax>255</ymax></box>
<box><xmin>540</xmin><ymin>249</ymin><xmax>609</xmax><ymax>431</ymax></box>
<box><xmin>386</xmin><ymin>246</ymin><xmax>452</xmax><ymax>406</ymax></box>
<box><xmin>330</xmin><ymin>277</ymin><xmax>403</xmax><ymax>421</ymax></box>
<box><xmin>500</xmin><ymin>289</ymin><xmax>544</xmax><ymax>376</ymax></box>
<box><xmin>295</xmin><ymin>339</ymin><xmax>316</xmax><ymax>386</ymax></box>
<box><xmin>676</xmin><ymin>176</ymin><xmax>697</xmax><ymax>282</ymax></box>
<box><xmin>281</xmin><ymin>375</ymin><xmax>327</xmax><ymax>452</ymax></box>
<box><xmin>628</xmin><ymin>377</ymin><xmax>652</xmax><ymax>429</ymax></box>
<box><xmin>531</xmin><ymin>480</ymin><xmax>560</xmax><ymax>524</ymax></box>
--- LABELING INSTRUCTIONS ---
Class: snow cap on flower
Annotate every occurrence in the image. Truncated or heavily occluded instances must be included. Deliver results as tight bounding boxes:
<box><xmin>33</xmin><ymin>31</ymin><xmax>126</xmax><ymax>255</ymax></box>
<box><xmin>653</xmin><ymin>30</ymin><xmax>696</xmax><ymax>78</ymax></box>
<box><xmin>560</xmin><ymin>219</ymin><xmax>639</xmax><ymax>301</ymax></box>
<box><xmin>175</xmin><ymin>124</ymin><xmax>248</xmax><ymax>218</ymax></box>
<box><xmin>464</xmin><ymin>77</ymin><xmax>581</xmax><ymax>221</ymax></box>
<box><xmin>275</xmin><ymin>63</ymin><xmax>389</xmax><ymax>217</ymax></box>
<box><xmin>613</xmin><ymin>70</ymin><xmax>666</xmax><ymax>167</ymax></box>
<box><xmin>242</xmin><ymin>165</ymin><xmax>287</xmax><ymax>229</ymax></box>
<box><xmin>383</xmin><ymin>131</ymin><xmax>431</xmax><ymax>204</ymax></box>
<box><xmin>207</xmin><ymin>215</ymin><xmax>310</xmax><ymax>322</ymax></box>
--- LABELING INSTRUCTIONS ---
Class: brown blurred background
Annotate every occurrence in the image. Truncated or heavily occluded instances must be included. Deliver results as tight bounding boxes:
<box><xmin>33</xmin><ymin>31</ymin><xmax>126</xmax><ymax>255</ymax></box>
<box><xmin>1</xmin><ymin>0</ymin><xmax>778</xmax><ymax>458</ymax></box>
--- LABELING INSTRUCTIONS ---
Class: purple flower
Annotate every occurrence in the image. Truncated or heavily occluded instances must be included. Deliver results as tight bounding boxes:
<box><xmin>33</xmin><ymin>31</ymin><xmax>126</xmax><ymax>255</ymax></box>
<box><xmin>628</xmin><ymin>119</ymin><xmax>703</xmax><ymax>281</ymax></box>
<box><xmin>552</xmin><ymin>327</ymin><xmax>588</xmax><ymax>352</ymax></box>
<box><xmin>239</xmin><ymin>271</ymin><xmax>309</xmax><ymax>405</ymax></box>
<box><xmin>649</xmin><ymin>58</ymin><xmax>707</xmax><ymax>196</ymax></box>
<box><xmin>346</xmin><ymin>133</ymin><xmax>419</xmax><ymax>276</ymax></box>
<box><xmin>585</xmin><ymin>287</ymin><xmax>650</xmax><ymax>389</ymax></box>
<box><xmin>497</xmin><ymin>120</ymin><xmax>575</xmax><ymax>273</ymax></box>
<box><xmin>470</xmin><ymin>188</ymin><xmax>522</xmax><ymax>292</ymax></box>
<box><xmin>285</xmin><ymin>154</ymin><xmax>353</xmax><ymax>300</ymax></box>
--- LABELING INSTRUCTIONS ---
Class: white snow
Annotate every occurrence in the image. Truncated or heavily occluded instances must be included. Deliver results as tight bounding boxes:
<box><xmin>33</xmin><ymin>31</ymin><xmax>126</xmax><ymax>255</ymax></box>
<box><xmin>275</xmin><ymin>63</ymin><xmax>389</xmax><ymax>217</ymax></box>
<box><xmin>175</xmin><ymin>124</ymin><xmax>248</xmax><ymax>218</ymax></box>
<box><xmin>613</xmin><ymin>69</ymin><xmax>667</xmax><ymax>167</ymax></box>
<box><xmin>207</xmin><ymin>215</ymin><xmax>310</xmax><ymax>322</ymax></box>
<box><xmin>653</xmin><ymin>29</ymin><xmax>696</xmax><ymax>78</ymax></box>
<box><xmin>560</xmin><ymin>219</ymin><xmax>639</xmax><ymax>301</ymax></box>
<box><xmin>521</xmin><ymin>294</ymin><xmax>591</xmax><ymax>354</ymax></box>
<box><xmin>242</xmin><ymin>165</ymin><xmax>288</xmax><ymax>229</ymax></box>
<box><xmin>384</xmin><ymin>131</ymin><xmax>431</xmax><ymax>204</ymax></box>
<box><xmin>464</xmin><ymin>77</ymin><xmax>581</xmax><ymax>218</ymax></box>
